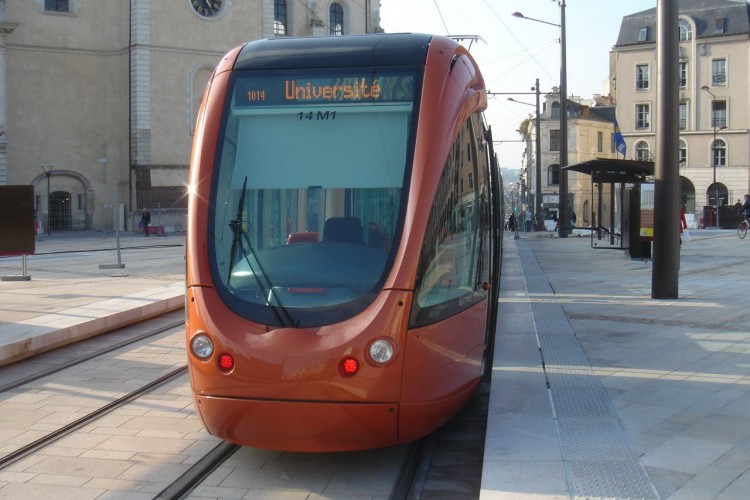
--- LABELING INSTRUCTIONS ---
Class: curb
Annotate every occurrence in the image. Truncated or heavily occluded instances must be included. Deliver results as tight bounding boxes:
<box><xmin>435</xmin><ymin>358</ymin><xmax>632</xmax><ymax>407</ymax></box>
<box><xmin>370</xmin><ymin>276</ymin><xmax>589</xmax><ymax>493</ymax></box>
<box><xmin>0</xmin><ymin>284</ymin><xmax>184</xmax><ymax>367</ymax></box>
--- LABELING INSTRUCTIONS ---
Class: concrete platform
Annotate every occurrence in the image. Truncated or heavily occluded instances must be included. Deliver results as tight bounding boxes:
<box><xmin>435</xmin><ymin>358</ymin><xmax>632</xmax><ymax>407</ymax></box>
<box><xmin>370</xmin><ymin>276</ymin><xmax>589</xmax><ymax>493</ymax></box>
<box><xmin>0</xmin><ymin>280</ymin><xmax>183</xmax><ymax>366</ymax></box>
<box><xmin>483</xmin><ymin>230</ymin><xmax>750</xmax><ymax>499</ymax></box>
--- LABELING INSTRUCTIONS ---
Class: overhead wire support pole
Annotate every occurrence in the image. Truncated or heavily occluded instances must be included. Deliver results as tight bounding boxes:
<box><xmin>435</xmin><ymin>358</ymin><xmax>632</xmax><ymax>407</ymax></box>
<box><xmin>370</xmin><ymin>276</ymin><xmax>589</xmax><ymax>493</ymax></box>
<box><xmin>652</xmin><ymin>0</ymin><xmax>680</xmax><ymax>299</ymax></box>
<box><xmin>512</xmin><ymin>3</ymin><xmax>568</xmax><ymax>237</ymax></box>
<box><xmin>534</xmin><ymin>79</ymin><xmax>542</xmax><ymax>230</ymax></box>
<box><xmin>558</xmin><ymin>0</ymin><xmax>569</xmax><ymax>238</ymax></box>
<box><xmin>701</xmin><ymin>85</ymin><xmax>721</xmax><ymax>229</ymax></box>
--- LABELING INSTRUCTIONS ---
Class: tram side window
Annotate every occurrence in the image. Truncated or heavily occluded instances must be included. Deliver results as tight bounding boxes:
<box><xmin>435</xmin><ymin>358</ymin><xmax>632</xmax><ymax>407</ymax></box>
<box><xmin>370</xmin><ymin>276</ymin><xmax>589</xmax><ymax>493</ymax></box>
<box><xmin>472</xmin><ymin>113</ymin><xmax>493</xmax><ymax>291</ymax></box>
<box><xmin>410</xmin><ymin>115</ymin><xmax>489</xmax><ymax>327</ymax></box>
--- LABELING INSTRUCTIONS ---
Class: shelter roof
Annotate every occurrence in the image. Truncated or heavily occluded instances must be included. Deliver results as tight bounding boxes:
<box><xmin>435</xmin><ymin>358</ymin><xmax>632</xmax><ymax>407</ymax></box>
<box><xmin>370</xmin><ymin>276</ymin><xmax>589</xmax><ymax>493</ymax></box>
<box><xmin>564</xmin><ymin>158</ymin><xmax>654</xmax><ymax>184</ymax></box>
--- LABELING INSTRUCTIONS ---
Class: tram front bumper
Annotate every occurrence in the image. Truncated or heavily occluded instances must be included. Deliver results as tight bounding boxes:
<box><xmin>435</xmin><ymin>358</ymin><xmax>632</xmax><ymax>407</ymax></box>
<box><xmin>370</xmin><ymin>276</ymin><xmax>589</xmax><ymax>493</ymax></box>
<box><xmin>194</xmin><ymin>395</ymin><xmax>399</xmax><ymax>452</ymax></box>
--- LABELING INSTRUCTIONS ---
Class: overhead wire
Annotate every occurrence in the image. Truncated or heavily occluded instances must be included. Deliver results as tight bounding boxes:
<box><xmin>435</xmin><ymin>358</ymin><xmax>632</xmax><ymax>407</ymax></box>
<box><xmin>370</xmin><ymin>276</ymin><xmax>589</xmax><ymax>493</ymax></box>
<box><xmin>432</xmin><ymin>0</ymin><xmax>450</xmax><ymax>35</ymax></box>
<box><xmin>479</xmin><ymin>0</ymin><xmax>558</xmax><ymax>84</ymax></box>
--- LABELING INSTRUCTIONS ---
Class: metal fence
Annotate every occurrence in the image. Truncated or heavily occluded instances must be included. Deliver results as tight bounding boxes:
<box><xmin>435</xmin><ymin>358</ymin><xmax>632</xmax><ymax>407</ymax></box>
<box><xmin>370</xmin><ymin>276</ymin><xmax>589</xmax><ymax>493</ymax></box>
<box><xmin>35</xmin><ymin>187</ymin><xmax>187</xmax><ymax>236</ymax></box>
<box><xmin>3</xmin><ymin>190</ymin><xmax>186</xmax><ymax>280</ymax></box>
<box><xmin>0</xmin><ymin>232</ymin><xmax>185</xmax><ymax>280</ymax></box>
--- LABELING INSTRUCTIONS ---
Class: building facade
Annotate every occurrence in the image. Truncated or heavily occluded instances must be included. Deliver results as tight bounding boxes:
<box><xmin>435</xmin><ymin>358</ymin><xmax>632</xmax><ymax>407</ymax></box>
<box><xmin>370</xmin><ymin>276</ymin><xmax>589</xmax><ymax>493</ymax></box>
<box><xmin>0</xmin><ymin>0</ymin><xmax>380</xmax><ymax>233</ymax></box>
<box><xmin>517</xmin><ymin>90</ymin><xmax>619</xmax><ymax>228</ymax></box>
<box><xmin>612</xmin><ymin>0</ymin><xmax>750</xmax><ymax>225</ymax></box>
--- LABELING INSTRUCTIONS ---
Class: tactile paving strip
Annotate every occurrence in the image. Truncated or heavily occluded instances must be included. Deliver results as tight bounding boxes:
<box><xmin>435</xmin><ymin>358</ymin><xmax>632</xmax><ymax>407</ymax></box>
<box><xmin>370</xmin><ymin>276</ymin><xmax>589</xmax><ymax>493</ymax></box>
<box><xmin>517</xmin><ymin>240</ymin><xmax>659</xmax><ymax>499</ymax></box>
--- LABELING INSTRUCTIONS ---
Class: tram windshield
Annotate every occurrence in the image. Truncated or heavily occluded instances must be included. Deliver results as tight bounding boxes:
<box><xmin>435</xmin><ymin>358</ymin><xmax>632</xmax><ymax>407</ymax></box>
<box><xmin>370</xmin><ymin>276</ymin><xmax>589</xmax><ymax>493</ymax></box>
<box><xmin>209</xmin><ymin>68</ymin><xmax>419</xmax><ymax>327</ymax></box>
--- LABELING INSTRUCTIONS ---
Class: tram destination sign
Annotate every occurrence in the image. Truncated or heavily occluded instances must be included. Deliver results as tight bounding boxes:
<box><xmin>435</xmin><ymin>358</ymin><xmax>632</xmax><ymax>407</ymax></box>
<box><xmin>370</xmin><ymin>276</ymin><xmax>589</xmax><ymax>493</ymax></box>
<box><xmin>233</xmin><ymin>72</ymin><xmax>416</xmax><ymax>107</ymax></box>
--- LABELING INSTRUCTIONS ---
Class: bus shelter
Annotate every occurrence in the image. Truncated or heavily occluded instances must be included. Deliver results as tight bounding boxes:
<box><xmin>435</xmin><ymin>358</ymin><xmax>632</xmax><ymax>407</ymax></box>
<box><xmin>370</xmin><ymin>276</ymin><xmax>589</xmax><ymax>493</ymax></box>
<box><xmin>564</xmin><ymin>159</ymin><xmax>654</xmax><ymax>258</ymax></box>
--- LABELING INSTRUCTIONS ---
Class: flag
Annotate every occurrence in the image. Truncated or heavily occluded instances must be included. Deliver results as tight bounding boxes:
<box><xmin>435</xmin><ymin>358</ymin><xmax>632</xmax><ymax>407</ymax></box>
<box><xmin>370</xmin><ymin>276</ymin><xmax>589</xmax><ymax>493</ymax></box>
<box><xmin>613</xmin><ymin>119</ymin><xmax>626</xmax><ymax>158</ymax></box>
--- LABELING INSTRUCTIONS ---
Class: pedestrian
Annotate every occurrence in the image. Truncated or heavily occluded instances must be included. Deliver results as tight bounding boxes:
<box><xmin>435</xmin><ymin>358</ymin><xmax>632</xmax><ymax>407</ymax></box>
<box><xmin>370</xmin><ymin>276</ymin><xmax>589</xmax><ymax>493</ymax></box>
<box><xmin>140</xmin><ymin>208</ymin><xmax>151</xmax><ymax>237</ymax></box>
<box><xmin>679</xmin><ymin>206</ymin><xmax>688</xmax><ymax>244</ymax></box>
<box><xmin>739</xmin><ymin>194</ymin><xmax>750</xmax><ymax>221</ymax></box>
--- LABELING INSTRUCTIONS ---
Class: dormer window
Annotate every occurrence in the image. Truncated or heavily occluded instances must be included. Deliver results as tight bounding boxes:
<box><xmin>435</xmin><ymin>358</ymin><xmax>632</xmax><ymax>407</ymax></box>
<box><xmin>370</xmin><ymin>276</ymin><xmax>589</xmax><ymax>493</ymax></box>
<box><xmin>638</xmin><ymin>27</ymin><xmax>648</xmax><ymax>42</ymax></box>
<box><xmin>551</xmin><ymin>101</ymin><xmax>561</xmax><ymax>119</ymax></box>
<box><xmin>715</xmin><ymin>17</ymin><xmax>726</xmax><ymax>35</ymax></box>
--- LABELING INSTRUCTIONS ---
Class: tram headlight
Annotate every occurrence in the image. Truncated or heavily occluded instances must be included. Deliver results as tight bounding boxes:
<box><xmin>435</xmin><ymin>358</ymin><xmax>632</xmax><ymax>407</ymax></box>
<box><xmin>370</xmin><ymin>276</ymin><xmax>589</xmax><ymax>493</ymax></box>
<box><xmin>369</xmin><ymin>339</ymin><xmax>394</xmax><ymax>364</ymax></box>
<box><xmin>191</xmin><ymin>333</ymin><xmax>214</xmax><ymax>359</ymax></box>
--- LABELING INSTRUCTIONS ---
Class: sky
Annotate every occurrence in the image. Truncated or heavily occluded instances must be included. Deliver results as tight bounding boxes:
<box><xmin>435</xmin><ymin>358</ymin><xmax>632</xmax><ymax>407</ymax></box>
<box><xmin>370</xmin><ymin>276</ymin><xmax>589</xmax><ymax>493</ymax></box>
<box><xmin>379</xmin><ymin>0</ymin><xmax>656</xmax><ymax>172</ymax></box>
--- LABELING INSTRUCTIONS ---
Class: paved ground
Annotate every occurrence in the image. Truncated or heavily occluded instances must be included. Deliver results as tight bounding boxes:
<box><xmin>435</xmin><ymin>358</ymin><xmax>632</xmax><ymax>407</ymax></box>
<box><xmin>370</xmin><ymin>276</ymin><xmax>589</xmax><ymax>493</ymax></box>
<box><xmin>483</xmin><ymin>229</ymin><xmax>750</xmax><ymax>499</ymax></box>
<box><xmin>0</xmin><ymin>233</ymin><xmax>184</xmax><ymax>365</ymax></box>
<box><xmin>2</xmin><ymin>229</ymin><xmax>750</xmax><ymax>498</ymax></box>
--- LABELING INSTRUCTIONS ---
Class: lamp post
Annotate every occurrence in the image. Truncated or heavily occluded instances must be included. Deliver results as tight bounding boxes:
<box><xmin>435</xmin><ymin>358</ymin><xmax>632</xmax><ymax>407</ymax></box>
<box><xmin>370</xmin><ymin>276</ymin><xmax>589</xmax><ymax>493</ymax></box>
<box><xmin>507</xmin><ymin>80</ymin><xmax>543</xmax><ymax>230</ymax></box>
<box><xmin>700</xmin><ymin>85</ymin><xmax>720</xmax><ymax>228</ymax></box>
<box><xmin>513</xmin><ymin>1</ymin><xmax>568</xmax><ymax>237</ymax></box>
<box><xmin>41</xmin><ymin>164</ymin><xmax>53</xmax><ymax>236</ymax></box>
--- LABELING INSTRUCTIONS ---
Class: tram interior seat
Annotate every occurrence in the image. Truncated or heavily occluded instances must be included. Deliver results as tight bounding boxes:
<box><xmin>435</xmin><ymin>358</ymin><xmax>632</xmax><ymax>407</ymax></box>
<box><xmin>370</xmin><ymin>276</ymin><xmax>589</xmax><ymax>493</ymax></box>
<box><xmin>323</xmin><ymin>217</ymin><xmax>364</xmax><ymax>244</ymax></box>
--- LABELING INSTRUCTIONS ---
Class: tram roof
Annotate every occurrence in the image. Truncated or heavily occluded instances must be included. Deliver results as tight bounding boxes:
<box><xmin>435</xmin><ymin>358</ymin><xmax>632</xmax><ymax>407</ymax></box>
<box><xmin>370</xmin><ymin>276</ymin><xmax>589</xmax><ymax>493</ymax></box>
<box><xmin>234</xmin><ymin>33</ymin><xmax>435</xmax><ymax>70</ymax></box>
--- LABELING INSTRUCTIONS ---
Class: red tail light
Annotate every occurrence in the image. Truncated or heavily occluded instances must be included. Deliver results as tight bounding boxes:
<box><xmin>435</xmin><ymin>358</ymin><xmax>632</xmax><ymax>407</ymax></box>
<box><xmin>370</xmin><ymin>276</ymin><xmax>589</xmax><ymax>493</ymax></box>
<box><xmin>218</xmin><ymin>353</ymin><xmax>234</xmax><ymax>371</ymax></box>
<box><xmin>340</xmin><ymin>356</ymin><xmax>359</xmax><ymax>376</ymax></box>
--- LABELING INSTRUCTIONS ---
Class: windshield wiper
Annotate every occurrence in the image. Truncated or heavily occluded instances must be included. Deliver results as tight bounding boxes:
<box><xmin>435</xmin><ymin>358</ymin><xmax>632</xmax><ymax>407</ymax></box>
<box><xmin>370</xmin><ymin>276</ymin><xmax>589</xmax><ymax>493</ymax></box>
<box><xmin>227</xmin><ymin>176</ymin><xmax>294</xmax><ymax>327</ymax></box>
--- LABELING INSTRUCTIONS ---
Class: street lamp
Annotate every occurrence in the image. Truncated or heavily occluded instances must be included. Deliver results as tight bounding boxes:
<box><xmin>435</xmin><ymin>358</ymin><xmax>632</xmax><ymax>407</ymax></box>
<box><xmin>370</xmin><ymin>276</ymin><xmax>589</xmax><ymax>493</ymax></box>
<box><xmin>701</xmin><ymin>85</ymin><xmax>722</xmax><ymax>228</ymax></box>
<box><xmin>507</xmin><ymin>79</ymin><xmax>543</xmax><ymax>230</ymax></box>
<box><xmin>41</xmin><ymin>164</ymin><xmax>53</xmax><ymax>236</ymax></box>
<box><xmin>513</xmin><ymin>2</ymin><xmax>568</xmax><ymax>236</ymax></box>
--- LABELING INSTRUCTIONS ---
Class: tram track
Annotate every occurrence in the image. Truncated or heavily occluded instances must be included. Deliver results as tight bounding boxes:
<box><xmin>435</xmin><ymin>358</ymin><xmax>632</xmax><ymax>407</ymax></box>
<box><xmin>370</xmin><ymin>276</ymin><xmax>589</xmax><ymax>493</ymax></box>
<box><xmin>0</xmin><ymin>309</ymin><xmax>489</xmax><ymax>498</ymax></box>
<box><xmin>0</xmin><ymin>313</ymin><xmax>188</xmax><ymax>469</ymax></box>
<box><xmin>154</xmin><ymin>441</ymin><xmax>241</xmax><ymax>499</ymax></box>
<box><xmin>0</xmin><ymin>365</ymin><xmax>188</xmax><ymax>470</ymax></box>
<box><xmin>0</xmin><ymin>319</ymin><xmax>184</xmax><ymax>394</ymax></box>
<box><xmin>392</xmin><ymin>379</ymin><xmax>490</xmax><ymax>500</ymax></box>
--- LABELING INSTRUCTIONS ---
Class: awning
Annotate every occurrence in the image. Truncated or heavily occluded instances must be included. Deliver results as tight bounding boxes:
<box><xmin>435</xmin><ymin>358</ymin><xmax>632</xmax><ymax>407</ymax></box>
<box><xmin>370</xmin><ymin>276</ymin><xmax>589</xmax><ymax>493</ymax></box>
<box><xmin>564</xmin><ymin>158</ymin><xmax>654</xmax><ymax>184</ymax></box>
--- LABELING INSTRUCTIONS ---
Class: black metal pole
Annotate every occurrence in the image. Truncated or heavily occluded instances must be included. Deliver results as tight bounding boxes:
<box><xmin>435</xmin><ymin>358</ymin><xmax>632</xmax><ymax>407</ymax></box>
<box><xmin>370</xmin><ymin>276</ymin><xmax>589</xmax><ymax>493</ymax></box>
<box><xmin>701</xmin><ymin>85</ymin><xmax>720</xmax><ymax>229</ymax></box>
<box><xmin>558</xmin><ymin>0</ymin><xmax>569</xmax><ymax>238</ymax></box>
<box><xmin>714</xmin><ymin>117</ymin><xmax>718</xmax><ymax>227</ymax></box>
<box><xmin>651</xmin><ymin>0</ymin><xmax>680</xmax><ymax>299</ymax></box>
<box><xmin>510</xmin><ymin>9</ymin><xmax>566</xmax><ymax>232</ymax></box>
<box><xmin>535</xmin><ymin>79</ymin><xmax>542</xmax><ymax>230</ymax></box>
<box><xmin>42</xmin><ymin>165</ymin><xmax>53</xmax><ymax>236</ymax></box>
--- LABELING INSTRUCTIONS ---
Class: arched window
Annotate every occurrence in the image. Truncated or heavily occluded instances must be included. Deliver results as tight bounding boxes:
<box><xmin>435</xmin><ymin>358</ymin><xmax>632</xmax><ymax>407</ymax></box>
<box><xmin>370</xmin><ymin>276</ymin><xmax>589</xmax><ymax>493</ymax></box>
<box><xmin>678</xmin><ymin>139</ymin><xmax>687</xmax><ymax>166</ymax></box>
<box><xmin>274</xmin><ymin>0</ymin><xmax>287</xmax><ymax>35</ymax></box>
<box><xmin>635</xmin><ymin>140</ymin><xmax>650</xmax><ymax>161</ymax></box>
<box><xmin>678</xmin><ymin>19</ymin><xmax>692</xmax><ymax>41</ymax></box>
<box><xmin>329</xmin><ymin>3</ymin><xmax>344</xmax><ymax>36</ymax></box>
<box><xmin>547</xmin><ymin>164</ymin><xmax>560</xmax><ymax>186</ymax></box>
<box><xmin>551</xmin><ymin>101</ymin><xmax>561</xmax><ymax>119</ymax></box>
<box><xmin>712</xmin><ymin>138</ymin><xmax>727</xmax><ymax>167</ymax></box>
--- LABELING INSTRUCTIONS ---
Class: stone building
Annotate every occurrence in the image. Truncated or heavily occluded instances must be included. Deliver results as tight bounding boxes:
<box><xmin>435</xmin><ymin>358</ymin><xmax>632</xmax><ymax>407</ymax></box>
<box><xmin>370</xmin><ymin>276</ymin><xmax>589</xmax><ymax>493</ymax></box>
<box><xmin>612</xmin><ymin>0</ymin><xmax>750</xmax><ymax>226</ymax></box>
<box><xmin>0</xmin><ymin>0</ymin><xmax>380</xmax><ymax>232</ymax></box>
<box><xmin>516</xmin><ymin>89</ymin><xmax>619</xmax><ymax>228</ymax></box>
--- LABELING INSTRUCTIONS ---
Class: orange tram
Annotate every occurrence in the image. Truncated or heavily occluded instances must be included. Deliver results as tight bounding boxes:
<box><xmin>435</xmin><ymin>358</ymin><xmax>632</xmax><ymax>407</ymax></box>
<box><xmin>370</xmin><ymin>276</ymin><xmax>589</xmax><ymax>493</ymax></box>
<box><xmin>186</xmin><ymin>33</ymin><xmax>503</xmax><ymax>452</ymax></box>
